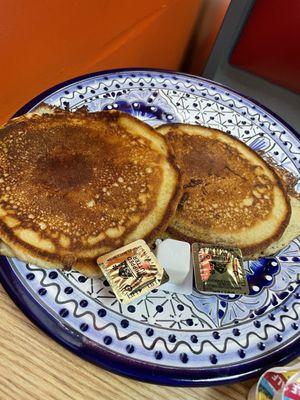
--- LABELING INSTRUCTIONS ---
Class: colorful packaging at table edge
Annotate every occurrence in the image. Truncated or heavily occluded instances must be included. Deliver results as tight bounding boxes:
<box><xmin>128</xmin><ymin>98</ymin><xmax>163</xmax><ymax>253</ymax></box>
<box><xmin>192</xmin><ymin>243</ymin><xmax>249</xmax><ymax>295</ymax></box>
<box><xmin>97</xmin><ymin>240</ymin><xmax>169</xmax><ymax>304</ymax></box>
<box><xmin>254</xmin><ymin>364</ymin><xmax>300</xmax><ymax>400</ymax></box>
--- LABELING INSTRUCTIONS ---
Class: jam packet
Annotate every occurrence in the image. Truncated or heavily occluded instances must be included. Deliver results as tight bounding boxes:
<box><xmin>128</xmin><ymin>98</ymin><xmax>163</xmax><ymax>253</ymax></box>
<box><xmin>283</xmin><ymin>372</ymin><xmax>300</xmax><ymax>400</ymax></box>
<box><xmin>192</xmin><ymin>243</ymin><xmax>249</xmax><ymax>295</ymax></box>
<box><xmin>254</xmin><ymin>364</ymin><xmax>300</xmax><ymax>400</ymax></box>
<box><xmin>97</xmin><ymin>239</ymin><xmax>169</xmax><ymax>304</ymax></box>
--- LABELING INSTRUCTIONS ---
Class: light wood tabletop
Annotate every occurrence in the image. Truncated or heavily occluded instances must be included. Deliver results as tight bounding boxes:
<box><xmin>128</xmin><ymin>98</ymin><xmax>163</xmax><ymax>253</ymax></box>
<box><xmin>0</xmin><ymin>283</ymin><xmax>297</xmax><ymax>400</ymax></box>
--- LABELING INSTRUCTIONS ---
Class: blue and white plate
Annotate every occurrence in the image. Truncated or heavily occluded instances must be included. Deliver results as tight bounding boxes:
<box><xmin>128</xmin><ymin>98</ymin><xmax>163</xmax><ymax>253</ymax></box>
<box><xmin>1</xmin><ymin>69</ymin><xmax>299</xmax><ymax>386</ymax></box>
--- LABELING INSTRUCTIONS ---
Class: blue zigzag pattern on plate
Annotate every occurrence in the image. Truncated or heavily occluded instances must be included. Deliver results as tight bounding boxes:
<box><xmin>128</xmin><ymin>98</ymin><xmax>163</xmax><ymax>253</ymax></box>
<box><xmin>42</xmin><ymin>71</ymin><xmax>299</xmax><ymax>177</ymax></box>
<box><xmin>9</xmin><ymin>237</ymin><xmax>300</xmax><ymax>369</ymax></box>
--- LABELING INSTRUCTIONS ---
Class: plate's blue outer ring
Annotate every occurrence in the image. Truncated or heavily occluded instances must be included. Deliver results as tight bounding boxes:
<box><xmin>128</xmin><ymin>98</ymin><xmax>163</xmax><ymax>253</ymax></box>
<box><xmin>1</xmin><ymin>255</ymin><xmax>299</xmax><ymax>387</ymax></box>
<box><xmin>0</xmin><ymin>68</ymin><xmax>299</xmax><ymax>386</ymax></box>
<box><xmin>13</xmin><ymin>67</ymin><xmax>299</xmax><ymax>140</ymax></box>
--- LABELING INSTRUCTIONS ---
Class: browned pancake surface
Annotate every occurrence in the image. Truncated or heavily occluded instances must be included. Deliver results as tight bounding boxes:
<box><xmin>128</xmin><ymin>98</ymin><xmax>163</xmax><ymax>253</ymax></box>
<box><xmin>167</xmin><ymin>131</ymin><xmax>274</xmax><ymax>232</ymax></box>
<box><xmin>0</xmin><ymin>110</ymin><xmax>181</xmax><ymax>268</ymax></box>
<box><xmin>158</xmin><ymin>123</ymin><xmax>291</xmax><ymax>256</ymax></box>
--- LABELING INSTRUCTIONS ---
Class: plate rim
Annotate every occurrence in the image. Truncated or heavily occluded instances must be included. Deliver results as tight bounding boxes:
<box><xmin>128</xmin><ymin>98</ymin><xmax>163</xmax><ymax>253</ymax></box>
<box><xmin>13</xmin><ymin>67</ymin><xmax>299</xmax><ymax>140</ymax></box>
<box><xmin>1</xmin><ymin>67</ymin><xmax>299</xmax><ymax>386</ymax></box>
<box><xmin>1</xmin><ymin>256</ymin><xmax>299</xmax><ymax>387</ymax></box>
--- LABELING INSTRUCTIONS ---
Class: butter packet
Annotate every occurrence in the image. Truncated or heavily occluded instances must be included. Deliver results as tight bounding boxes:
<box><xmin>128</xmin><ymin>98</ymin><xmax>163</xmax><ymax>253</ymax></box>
<box><xmin>192</xmin><ymin>243</ymin><xmax>249</xmax><ymax>295</ymax></box>
<box><xmin>97</xmin><ymin>239</ymin><xmax>169</xmax><ymax>304</ymax></box>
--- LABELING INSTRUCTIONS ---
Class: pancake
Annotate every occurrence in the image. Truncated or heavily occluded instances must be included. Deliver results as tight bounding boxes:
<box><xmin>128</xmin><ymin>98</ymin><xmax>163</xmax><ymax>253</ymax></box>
<box><xmin>153</xmin><ymin>195</ymin><xmax>299</xmax><ymax>258</ymax></box>
<box><xmin>251</xmin><ymin>161</ymin><xmax>300</xmax><ymax>258</ymax></box>
<box><xmin>0</xmin><ymin>238</ymin><xmax>99</xmax><ymax>275</ymax></box>
<box><xmin>157</xmin><ymin>123</ymin><xmax>291</xmax><ymax>257</ymax></box>
<box><xmin>0</xmin><ymin>108</ymin><xmax>182</xmax><ymax>275</ymax></box>
<box><xmin>251</xmin><ymin>195</ymin><xmax>300</xmax><ymax>258</ymax></box>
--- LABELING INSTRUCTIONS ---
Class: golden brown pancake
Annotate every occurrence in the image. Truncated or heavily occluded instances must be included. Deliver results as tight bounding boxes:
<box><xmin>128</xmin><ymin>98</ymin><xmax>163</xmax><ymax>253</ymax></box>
<box><xmin>0</xmin><ymin>109</ymin><xmax>181</xmax><ymax>275</ymax></box>
<box><xmin>157</xmin><ymin>123</ymin><xmax>291</xmax><ymax>257</ymax></box>
<box><xmin>250</xmin><ymin>161</ymin><xmax>300</xmax><ymax>258</ymax></box>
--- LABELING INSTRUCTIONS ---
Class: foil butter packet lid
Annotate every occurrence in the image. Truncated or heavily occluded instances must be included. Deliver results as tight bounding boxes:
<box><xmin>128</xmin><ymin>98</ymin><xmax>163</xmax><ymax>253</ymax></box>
<box><xmin>97</xmin><ymin>239</ymin><xmax>169</xmax><ymax>304</ymax></box>
<box><xmin>192</xmin><ymin>243</ymin><xmax>249</xmax><ymax>295</ymax></box>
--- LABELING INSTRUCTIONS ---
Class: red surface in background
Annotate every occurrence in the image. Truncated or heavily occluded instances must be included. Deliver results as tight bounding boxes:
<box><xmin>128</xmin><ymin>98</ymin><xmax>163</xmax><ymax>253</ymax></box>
<box><xmin>0</xmin><ymin>0</ymin><xmax>200</xmax><ymax>124</ymax></box>
<box><xmin>230</xmin><ymin>0</ymin><xmax>300</xmax><ymax>94</ymax></box>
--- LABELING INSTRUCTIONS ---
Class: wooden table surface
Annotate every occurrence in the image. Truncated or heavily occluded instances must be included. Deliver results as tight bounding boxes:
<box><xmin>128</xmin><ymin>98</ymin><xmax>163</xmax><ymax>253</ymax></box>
<box><xmin>0</xmin><ymin>283</ymin><xmax>296</xmax><ymax>400</ymax></box>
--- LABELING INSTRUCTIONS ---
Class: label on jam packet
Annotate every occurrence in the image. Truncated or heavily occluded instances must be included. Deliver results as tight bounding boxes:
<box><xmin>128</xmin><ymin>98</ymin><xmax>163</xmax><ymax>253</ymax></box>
<box><xmin>257</xmin><ymin>370</ymin><xmax>300</xmax><ymax>400</ymax></box>
<box><xmin>258</xmin><ymin>371</ymin><xmax>289</xmax><ymax>399</ymax></box>
<box><xmin>283</xmin><ymin>373</ymin><xmax>300</xmax><ymax>400</ymax></box>
<box><xmin>192</xmin><ymin>243</ymin><xmax>249</xmax><ymax>294</ymax></box>
<box><xmin>97</xmin><ymin>239</ymin><xmax>169</xmax><ymax>304</ymax></box>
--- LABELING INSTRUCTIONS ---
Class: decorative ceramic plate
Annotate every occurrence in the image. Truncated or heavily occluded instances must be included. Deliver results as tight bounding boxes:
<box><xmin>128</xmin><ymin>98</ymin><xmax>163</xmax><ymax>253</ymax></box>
<box><xmin>0</xmin><ymin>69</ymin><xmax>299</xmax><ymax>386</ymax></box>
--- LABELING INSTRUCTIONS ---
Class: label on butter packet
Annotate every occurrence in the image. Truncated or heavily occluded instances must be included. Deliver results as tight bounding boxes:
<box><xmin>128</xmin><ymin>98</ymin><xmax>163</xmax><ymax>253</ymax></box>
<box><xmin>192</xmin><ymin>243</ymin><xmax>249</xmax><ymax>295</ymax></box>
<box><xmin>97</xmin><ymin>239</ymin><xmax>169</xmax><ymax>304</ymax></box>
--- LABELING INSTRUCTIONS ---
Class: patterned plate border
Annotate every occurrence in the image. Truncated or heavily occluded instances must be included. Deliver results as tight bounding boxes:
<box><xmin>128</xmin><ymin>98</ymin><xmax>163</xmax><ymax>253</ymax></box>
<box><xmin>0</xmin><ymin>68</ymin><xmax>299</xmax><ymax>386</ymax></box>
<box><xmin>1</xmin><ymin>256</ymin><xmax>299</xmax><ymax>386</ymax></box>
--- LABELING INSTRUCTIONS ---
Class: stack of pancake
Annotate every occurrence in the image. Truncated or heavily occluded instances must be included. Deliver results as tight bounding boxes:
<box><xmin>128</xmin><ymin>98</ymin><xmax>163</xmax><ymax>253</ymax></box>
<box><xmin>0</xmin><ymin>105</ymin><xmax>298</xmax><ymax>276</ymax></box>
<box><xmin>158</xmin><ymin>124</ymin><xmax>299</xmax><ymax>259</ymax></box>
